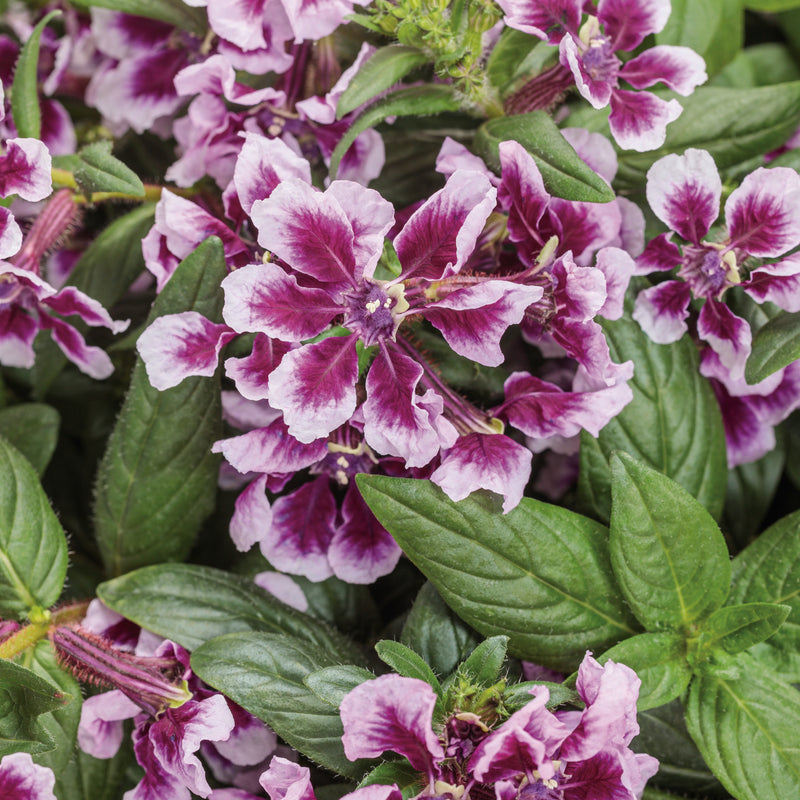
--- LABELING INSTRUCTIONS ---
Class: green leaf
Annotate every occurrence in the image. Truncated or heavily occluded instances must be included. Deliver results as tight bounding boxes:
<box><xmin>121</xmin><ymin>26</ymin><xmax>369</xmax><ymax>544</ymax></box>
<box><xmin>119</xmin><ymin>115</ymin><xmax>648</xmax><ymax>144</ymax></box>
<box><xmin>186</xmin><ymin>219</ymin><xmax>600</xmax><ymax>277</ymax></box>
<box><xmin>330</xmin><ymin>85</ymin><xmax>461</xmax><ymax>178</ymax></box>
<box><xmin>598</xmin><ymin>632</ymin><xmax>691</xmax><ymax>711</ymax></box>
<box><xmin>745</xmin><ymin>310</ymin><xmax>800</xmax><ymax>384</ymax></box>
<box><xmin>191</xmin><ymin>632</ymin><xmax>378</xmax><ymax>780</ymax></box>
<box><xmin>10</xmin><ymin>10</ymin><xmax>61</xmax><ymax>139</ymax></box>
<box><xmin>336</xmin><ymin>45</ymin><xmax>429</xmax><ymax>119</ymax></box>
<box><xmin>50</xmin><ymin>740</ymin><xmax>134</xmax><ymax>800</ymax></box>
<box><xmin>634</xmin><ymin>699</ymin><xmax>723</xmax><ymax>795</ymax></box>
<box><xmin>746</xmin><ymin>0</ymin><xmax>800</xmax><ymax>9</ymax></box>
<box><xmin>97</xmin><ymin>563</ymin><xmax>363</xmax><ymax>661</ymax></box>
<box><xmin>0</xmin><ymin>436</ymin><xmax>68</xmax><ymax>615</ymax></box>
<box><xmin>69</xmin><ymin>0</ymin><xmax>206</xmax><ymax>33</ymax></box>
<box><xmin>714</xmin><ymin>43</ymin><xmax>800</xmax><ymax>88</ymax></box>
<box><xmin>460</xmin><ymin>635</ymin><xmax>508</xmax><ymax>685</ymax></box>
<box><xmin>729</xmin><ymin>510</ymin><xmax>800</xmax><ymax>655</ymax></box>
<box><xmin>609</xmin><ymin>453</ymin><xmax>731</xmax><ymax>629</ymax></box>
<box><xmin>616</xmin><ymin>83</ymin><xmax>800</xmax><ymax>186</ymax></box>
<box><xmin>486</xmin><ymin>29</ymin><xmax>555</xmax><ymax>97</ymax></box>
<box><xmin>357</xmin><ymin>476</ymin><xmax>638</xmax><ymax>672</ymax></box>
<box><xmin>0</xmin><ymin>404</ymin><xmax>59</xmax><ymax>475</ymax></box>
<box><xmin>31</xmin><ymin>641</ymin><xmax>82</xmax><ymax>775</ymax></box>
<box><xmin>93</xmin><ymin>238</ymin><xmax>226</xmax><ymax>575</ymax></box>
<box><xmin>358</xmin><ymin>761</ymin><xmax>422</xmax><ymax>796</ymax></box>
<box><xmin>656</xmin><ymin>0</ymin><xmax>743</xmax><ymax>76</ymax></box>
<box><xmin>578</xmin><ymin>310</ymin><xmax>727</xmax><ymax>523</ymax></box>
<box><xmin>503</xmin><ymin>681</ymin><xmax>579</xmax><ymax>712</ymax></box>
<box><xmin>375</xmin><ymin>640</ymin><xmax>442</xmax><ymax>694</ymax></box>
<box><xmin>73</xmin><ymin>142</ymin><xmax>145</xmax><ymax>198</ymax></box>
<box><xmin>304</xmin><ymin>665</ymin><xmax>375</xmax><ymax>707</ymax></box>
<box><xmin>700</xmin><ymin>603</ymin><xmax>791</xmax><ymax>655</ymax></box>
<box><xmin>474</xmin><ymin>112</ymin><xmax>615</xmax><ymax>203</ymax></box>
<box><xmin>685</xmin><ymin>660</ymin><xmax>800</xmax><ymax>800</ymax></box>
<box><xmin>0</xmin><ymin>659</ymin><xmax>65</xmax><ymax>756</ymax></box>
<box><xmin>401</xmin><ymin>582</ymin><xmax>480</xmax><ymax>677</ymax></box>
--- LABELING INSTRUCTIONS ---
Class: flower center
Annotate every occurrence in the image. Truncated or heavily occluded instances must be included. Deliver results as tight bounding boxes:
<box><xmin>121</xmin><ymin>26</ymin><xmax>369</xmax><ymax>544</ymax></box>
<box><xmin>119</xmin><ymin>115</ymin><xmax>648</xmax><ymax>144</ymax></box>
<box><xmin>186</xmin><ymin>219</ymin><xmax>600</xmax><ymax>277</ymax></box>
<box><xmin>581</xmin><ymin>35</ymin><xmax>619</xmax><ymax>83</ymax></box>
<box><xmin>0</xmin><ymin>274</ymin><xmax>23</xmax><ymax>304</ymax></box>
<box><xmin>680</xmin><ymin>245</ymin><xmax>736</xmax><ymax>298</ymax></box>
<box><xmin>341</xmin><ymin>282</ymin><xmax>408</xmax><ymax>346</ymax></box>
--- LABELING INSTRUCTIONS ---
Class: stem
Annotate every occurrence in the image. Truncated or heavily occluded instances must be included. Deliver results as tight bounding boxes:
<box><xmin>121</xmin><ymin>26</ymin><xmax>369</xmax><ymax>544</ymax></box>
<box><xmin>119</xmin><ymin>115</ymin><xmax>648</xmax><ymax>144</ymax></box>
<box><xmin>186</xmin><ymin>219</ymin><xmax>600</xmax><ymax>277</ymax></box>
<box><xmin>50</xmin><ymin>168</ymin><xmax>196</xmax><ymax>204</ymax></box>
<box><xmin>0</xmin><ymin>621</ymin><xmax>50</xmax><ymax>659</ymax></box>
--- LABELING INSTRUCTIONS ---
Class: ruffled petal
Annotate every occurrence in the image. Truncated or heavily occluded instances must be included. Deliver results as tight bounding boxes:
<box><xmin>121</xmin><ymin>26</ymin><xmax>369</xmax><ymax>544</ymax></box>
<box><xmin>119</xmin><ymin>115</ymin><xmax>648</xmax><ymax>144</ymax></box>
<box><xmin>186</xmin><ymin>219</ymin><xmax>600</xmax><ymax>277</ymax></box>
<box><xmin>620</xmin><ymin>45</ymin><xmax>707</xmax><ymax>95</ymax></box>
<box><xmin>632</xmin><ymin>280</ymin><xmax>692</xmax><ymax>344</ymax></box>
<box><xmin>609</xmin><ymin>90</ymin><xmax>682</xmax><ymax>152</ymax></box>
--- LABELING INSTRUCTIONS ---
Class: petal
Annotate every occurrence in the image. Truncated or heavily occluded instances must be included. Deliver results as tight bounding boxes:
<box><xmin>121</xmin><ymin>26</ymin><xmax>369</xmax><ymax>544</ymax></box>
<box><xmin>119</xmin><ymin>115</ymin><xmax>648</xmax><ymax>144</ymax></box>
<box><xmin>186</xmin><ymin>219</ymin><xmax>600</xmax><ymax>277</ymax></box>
<box><xmin>712</xmin><ymin>381</ymin><xmax>776</xmax><ymax>468</ymax></box>
<box><xmin>329</xmin><ymin>484</ymin><xmax>402</xmax><ymax>583</ymax></box>
<box><xmin>609</xmin><ymin>90</ymin><xmax>682</xmax><ymax>152</ymax></box>
<box><xmin>259</xmin><ymin>757</ymin><xmax>315</xmax><ymax>800</ymax></box>
<box><xmin>620</xmin><ymin>45</ymin><xmax>707</xmax><ymax>95</ymax></box>
<box><xmin>548</xmin><ymin>197</ymin><xmax>623</xmax><ymax>264</ymax></box>
<box><xmin>44</xmin><ymin>286</ymin><xmax>129</xmax><ymax>333</ymax></box>
<box><xmin>436</xmin><ymin>136</ymin><xmax>498</xmax><ymax>183</ymax></box>
<box><xmin>0</xmin><ymin>753</ymin><xmax>57</xmax><ymax>800</ymax></box>
<box><xmin>645</xmin><ymin>149</ymin><xmax>721</xmax><ymax>244</ymax></box>
<box><xmin>40</xmin><ymin>315</ymin><xmax>115</xmax><ymax>379</ymax></box>
<box><xmin>251</xmin><ymin>180</ymin><xmax>359</xmax><ymax>286</ymax></box>
<box><xmin>431</xmin><ymin>432</ymin><xmax>532</xmax><ymax>513</ymax></box>
<box><xmin>340</xmin><ymin>674</ymin><xmax>444</xmax><ymax>771</ymax></box>
<box><xmin>594</xmin><ymin>247</ymin><xmax>636</xmax><ymax>320</ymax></box>
<box><xmin>254</xmin><ymin>571</ymin><xmax>309</xmax><ymax>611</ymax></box>
<box><xmin>229</xmin><ymin>475</ymin><xmax>272</xmax><ymax>551</ymax></box>
<box><xmin>281</xmin><ymin>0</ymin><xmax>366</xmax><ymax>41</ymax></box>
<box><xmin>635</xmin><ymin>232</ymin><xmax>683</xmax><ymax>275</ymax></box>
<box><xmin>268</xmin><ymin>335</ymin><xmax>359</xmax><ymax>442</ymax></box>
<box><xmin>78</xmin><ymin>691</ymin><xmax>141</xmax><ymax>759</ymax></box>
<box><xmin>174</xmin><ymin>55</ymin><xmax>285</xmax><ymax>106</ymax></box>
<box><xmin>225</xmin><ymin>334</ymin><xmax>293</xmax><ymax>401</ymax></box>
<box><xmin>631</xmin><ymin>280</ymin><xmax>692</xmax><ymax>344</ymax></box>
<box><xmin>363</xmin><ymin>344</ymin><xmax>445</xmax><ymax>468</ymax></box>
<box><xmin>0</xmin><ymin>208</ymin><xmax>22</xmax><ymax>260</ymax></box>
<box><xmin>552</xmin><ymin>258</ymin><xmax>607</xmax><ymax>322</ymax></box>
<box><xmin>745</xmin><ymin>253</ymin><xmax>800</xmax><ymax>311</ymax></box>
<box><xmin>205</xmin><ymin>0</ymin><xmax>268</xmax><ymax>51</ymax></box>
<box><xmin>598</xmin><ymin>0</ymin><xmax>671</xmax><ymax>50</ymax></box>
<box><xmin>561</xmin><ymin>127</ymin><xmax>618</xmax><ymax>184</ymax></box>
<box><xmin>725</xmin><ymin>166</ymin><xmax>800</xmax><ymax>256</ymax></box>
<box><xmin>325</xmin><ymin>181</ymin><xmax>395</xmax><ymax>280</ymax></box>
<box><xmin>423</xmin><ymin>281</ymin><xmax>543</xmax><ymax>366</ymax></box>
<box><xmin>136</xmin><ymin>312</ymin><xmax>234</xmax><ymax>390</ymax></box>
<box><xmin>697</xmin><ymin>299</ymin><xmax>751</xmax><ymax>380</ymax></box>
<box><xmin>496</xmin><ymin>0</ymin><xmax>581</xmax><ymax>42</ymax></box>
<box><xmin>560</xmin><ymin>35</ymin><xmax>614</xmax><ymax>110</ymax></box>
<box><xmin>213</xmin><ymin>417</ymin><xmax>327</xmax><ymax>474</ymax></box>
<box><xmin>495</xmin><ymin>372</ymin><xmax>632</xmax><ymax>441</ymax></box>
<box><xmin>0</xmin><ymin>304</ymin><xmax>38</xmax><ymax>369</ymax></box>
<box><xmin>0</xmin><ymin>138</ymin><xmax>52</xmax><ymax>201</ymax></box>
<box><xmin>221</xmin><ymin>262</ymin><xmax>340</xmax><ymax>339</ymax></box>
<box><xmin>395</xmin><ymin>170</ymin><xmax>496</xmax><ymax>280</ymax></box>
<box><xmin>260</xmin><ymin>476</ymin><xmax>336</xmax><ymax>581</ymax></box>
<box><xmin>233</xmin><ymin>133</ymin><xmax>312</xmax><ymax>216</ymax></box>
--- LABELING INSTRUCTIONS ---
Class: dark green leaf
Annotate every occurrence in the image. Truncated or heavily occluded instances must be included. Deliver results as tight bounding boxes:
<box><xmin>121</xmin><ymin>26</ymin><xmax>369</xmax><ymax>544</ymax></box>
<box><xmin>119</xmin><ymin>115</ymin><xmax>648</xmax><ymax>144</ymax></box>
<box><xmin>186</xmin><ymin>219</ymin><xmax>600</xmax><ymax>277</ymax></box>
<box><xmin>329</xmin><ymin>85</ymin><xmax>461</xmax><ymax>178</ymax></box>
<box><xmin>337</xmin><ymin>45</ymin><xmax>429</xmax><ymax>118</ymax></box>
<box><xmin>617</xmin><ymin>83</ymin><xmax>800</xmax><ymax>186</ymax></box>
<box><xmin>634</xmin><ymin>699</ymin><xmax>723</xmax><ymax>795</ymax></box>
<box><xmin>729</xmin><ymin>510</ymin><xmax>800</xmax><ymax>655</ymax></box>
<box><xmin>357</xmin><ymin>476</ymin><xmax>638</xmax><ymax>672</ymax></box>
<box><xmin>700</xmin><ymin>603</ymin><xmax>791</xmax><ymax>655</ymax></box>
<box><xmin>745</xmin><ymin>310</ymin><xmax>800</xmax><ymax>384</ymax></box>
<box><xmin>609</xmin><ymin>453</ymin><xmax>731</xmax><ymax>629</ymax></box>
<box><xmin>93</xmin><ymin>238</ymin><xmax>226</xmax><ymax>575</ymax></box>
<box><xmin>375</xmin><ymin>640</ymin><xmax>442</xmax><ymax>694</ymax></box>
<box><xmin>401</xmin><ymin>582</ymin><xmax>480</xmax><ymax>677</ymax></box>
<box><xmin>474</xmin><ymin>112</ymin><xmax>614</xmax><ymax>203</ymax></box>
<box><xmin>460</xmin><ymin>636</ymin><xmax>508</xmax><ymax>685</ymax></box>
<box><xmin>191</xmin><ymin>633</ymin><xmax>377</xmax><ymax>780</ymax></box>
<box><xmin>685</xmin><ymin>659</ymin><xmax>800</xmax><ymax>800</ymax></box>
<box><xmin>0</xmin><ymin>659</ymin><xmax>65</xmax><ymax>756</ymax></box>
<box><xmin>305</xmin><ymin>665</ymin><xmax>375</xmax><ymax>707</ymax></box>
<box><xmin>714</xmin><ymin>43</ymin><xmax>800</xmax><ymax>88</ymax></box>
<box><xmin>98</xmin><ymin>563</ymin><xmax>363</xmax><ymax>662</ymax></box>
<box><xmin>292</xmin><ymin>574</ymin><xmax>381</xmax><ymax>638</ymax></box>
<box><xmin>74</xmin><ymin>142</ymin><xmax>144</xmax><ymax>198</ymax></box>
<box><xmin>598</xmin><ymin>632</ymin><xmax>691</xmax><ymax>711</ymax></box>
<box><xmin>31</xmin><ymin>641</ymin><xmax>81</xmax><ymax>775</ymax></box>
<box><xmin>578</xmin><ymin>310</ymin><xmax>727</xmax><ymax>523</ymax></box>
<box><xmin>0</xmin><ymin>436</ymin><xmax>68</xmax><ymax>615</ymax></box>
<box><xmin>722</xmin><ymin>443</ymin><xmax>785</xmax><ymax>551</ymax></box>
<box><xmin>69</xmin><ymin>0</ymin><xmax>206</xmax><ymax>33</ymax></box>
<box><xmin>656</xmin><ymin>0</ymin><xmax>742</xmax><ymax>76</ymax></box>
<box><xmin>50</xmin><ymin>740</ymin><xmax>135</xmax><ymax>800</ymax></box>
<box><xmin>0</xmin><ymin>404</ymin><xmax>59</xmax><ymax>475</ymax></box>
<box><xmin>746</xmin><ymin>0</ymin><xmax>800</xmax><ymax>9</ymax></box>
<box><xmin>10</xmin><ymin>10</ymin><xmax>61</xmax><ymax>139</ymax></box>
<box><xmin>503</xmin><ymin>681</ymin><xmax>578</xmax><ymax>712</ymax></box>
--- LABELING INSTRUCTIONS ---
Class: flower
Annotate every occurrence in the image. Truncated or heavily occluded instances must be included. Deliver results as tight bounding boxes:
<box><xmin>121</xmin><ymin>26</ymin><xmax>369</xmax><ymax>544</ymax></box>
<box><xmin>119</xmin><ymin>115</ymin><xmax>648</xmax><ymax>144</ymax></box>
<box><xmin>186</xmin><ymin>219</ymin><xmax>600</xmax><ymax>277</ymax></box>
<box><xmin>0</xmin><ymin>753</ymin><xmax>57</xmax><ymax>800</ymax></box>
